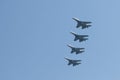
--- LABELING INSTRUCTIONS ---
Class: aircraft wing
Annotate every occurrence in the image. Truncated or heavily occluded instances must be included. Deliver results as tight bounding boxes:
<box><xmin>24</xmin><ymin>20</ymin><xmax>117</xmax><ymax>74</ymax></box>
<box><xmin>73</xmin><ymin>63</ymin><xmax>81</xmax><ymax>66</ymax></box>
<box><xmin>82</xmin><ymin>25</ymin><xmax>91</xmax><ymax>29</ymax></box>
<box><xmin>80</xmin><ymin>35</ymin><xmax>89</xmax><ymax>37</ymax></box>
<box><xmin>79</xmin><ymin>38</ymin><xmax>88</xmax><ymax>42</ymax></box>
<box><xmin>78</xmin><ymin>48</ymin><xmax>85</xmax><ymax>50</ymax></box>
<box><xmin>74</xmin><ymin>60</ymin><xmax>81</xmax><ymax>62</ymax></box>
<box><xmin>83</xmin><ymin>21</ymin><xmax>92</xmax><ymax>24</ymax></box>
<box><xmin>74</xmin><ymin>37</ymin><xmax>78</xmax><ymax>41</ymax></box>
<box><xmin>70</xmin><ymin>32</ymin><xmax>78</xmax><ymax>36</ymax></box>
<box><xmin>67</xmin><ymin>44</ymin><xmax>73</xmax><ymax>49</ymax></box>
<box><xmin>71</xmin><ymin>50</ymin><xmax>74</xmax><ymax>53</ymax></box>
<box><xmin>76</xmin><ymin>51</ymin><xmax>84</xmax><ymax>54</ymax></box>
<box><xmin>76</xmin><ymin>52</ymin><xmax>80</xmax><ymax>54</ymax></box>
<box><xmin>77</xmin><ymin>60</ymin><xmax>81</xmax><ymax>62</ymax></box>
<box><xmin>68</xmin><ymin>62</ymin><xmax>72</xmax><ymax>65</ymax></box>
<box><xmin>72</xmin><ymin>17</ymin><xmax>80</xmax><ymax>22</ymax></box>
<box><xmin>65</xmin><ymin>57</ymin><xmax>70</xmax><ymax>61</ymax></box>
<box><xmin>76</xmin><ymin>23</ymin><xmax>81</xmax><ymax>28</ymax></box>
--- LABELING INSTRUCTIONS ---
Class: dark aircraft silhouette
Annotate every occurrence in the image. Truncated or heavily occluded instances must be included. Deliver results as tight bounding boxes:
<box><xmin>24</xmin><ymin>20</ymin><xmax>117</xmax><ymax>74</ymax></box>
<box><xmin>67</xmin><ymin>44</ymin><xmax>85</xmax><ymax>54</ymax></box>
<box><xmin>71</xmin><ymin>32</ymin><xmax>88</xmax><ymax>42</ymax></box>
<box><xmin>72</xmin><ymin>17</ymin><xmax>92</xmax><ymax>29</ymax></box>
<box><xmin>65</xmin><ymin>57</ymin><xmax>81</xmax><ymax>66</ymax></box>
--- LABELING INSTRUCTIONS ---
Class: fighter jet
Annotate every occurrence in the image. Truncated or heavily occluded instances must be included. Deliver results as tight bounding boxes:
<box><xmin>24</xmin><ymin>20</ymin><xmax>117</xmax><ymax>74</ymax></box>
<box><xmin>65</xmin><ymin>57</ymin><xmax>81</xmax><ymax>66</ymax></box>
<box><xmin>72</xmin><ymin>17</ymin><xmax>92</xmax><ymax>29</ymax></box>
<box><xmin>67</xmin><ymin>44</ymin><xmax>85</xmax><ymax>54</ymax></box>
<box><xmin>71</xmin><ymin>32</ymin><xmax>88</xmax><ymax>42</ymax></box>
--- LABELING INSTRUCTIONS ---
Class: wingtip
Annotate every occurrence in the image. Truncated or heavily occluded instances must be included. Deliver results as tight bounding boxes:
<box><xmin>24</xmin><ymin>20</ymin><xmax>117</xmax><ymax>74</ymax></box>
<box><xmin>72</xmin><ymin>17</ymin><xmax>79</xmax><ymax>20</ymax></box>
<box><xmin>64</xmin><ymin>57</ymin><xmax>67</xmax><ymax>59</ymax></box>
<box><xmin>67</xmin><ymin>44</ymin><xmax>72</xmax><ymax>47</ymax></box>
<box><xmin>64</xmin><ymin>57</ymin><xmax>69</xmax><ymax>60</ymax></box>
<box><xmin>72</xmin><ymin>17</ymin><xmax>75</xmax><ymax>19</ymax></box>
<box><xmin>67</xmin><ymin>44</ymin><xmax>69</xmax><ymax>46</ymax></box>
<box><xmin>70</xmin><ymin>32</ymin><xmax>75</xmax><ymax>35</ymax></box>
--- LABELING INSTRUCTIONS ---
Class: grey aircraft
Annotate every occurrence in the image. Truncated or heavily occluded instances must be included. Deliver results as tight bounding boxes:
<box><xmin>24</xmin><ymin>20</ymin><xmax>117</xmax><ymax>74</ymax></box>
<box><xmin>67</xmin><ymin>44</ymin><xmax>85</xmax><ymax>54</ymax></box>
<box><xmin>65</xmin><ymin>57</ymin><xmax>81</xmax><ymax>66</ymax></box>
<box><xmin>71</xmin><ymin>32</ymin><xmax>88</xmax><ymax>42</ymax></box>
<box><xmin>72</xmin><ymin>17</ymin><xmax>92</xmax><ymax>29</ymax></box>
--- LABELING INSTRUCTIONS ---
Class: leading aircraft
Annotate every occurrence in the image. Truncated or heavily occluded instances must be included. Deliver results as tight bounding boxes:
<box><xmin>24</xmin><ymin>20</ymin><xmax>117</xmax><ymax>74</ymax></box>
<box><xmin>71</xmin><ymin>32</ymin><xmax>88</xmax><ymax>42</ymax></box>
<box><xmin>72</xmin><ymin>17</ymin><xmax>92</xmax><ymax>29</ymax></box>
<box><xmin>65</xmin><ymin>57</ymin><xmax>81</xmax><ymax>66</ymax></box>
<box><xmin>67</xmin><ymin>44</ymin><xmax>85</xmax><ymax>54</ymax></box>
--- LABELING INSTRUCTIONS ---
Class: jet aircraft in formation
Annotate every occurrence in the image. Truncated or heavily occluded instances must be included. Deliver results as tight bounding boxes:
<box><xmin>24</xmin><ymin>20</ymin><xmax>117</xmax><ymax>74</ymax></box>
<box><xmin>67</xmin><ymin>44</ymin><xmax>84</xmax><ymax>54</ymax></box>
<box><xmin>65</xmin><ymin>57</ymin><xmax>81</xmax><ymax>66</ymax></box>
<box><xmin>65</xmin><ymin>17</ymin><xmax>92</xmax><ymax>66</ymax></box>
<box><xmin>72</xmin><ymin>17</ymin><xmax>92</xmax><ymax>29</ymax></box>
<box><xmin>71</xmin><ymin>32</ymin><xmax>88</xmax><ymax>42</ymax></box>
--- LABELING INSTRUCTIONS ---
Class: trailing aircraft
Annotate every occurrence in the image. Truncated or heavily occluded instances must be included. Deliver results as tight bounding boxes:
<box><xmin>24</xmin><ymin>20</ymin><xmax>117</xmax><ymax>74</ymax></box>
<box><xmin>67</xmin><ymin>44</ymin><xmax>85</xmax><ymax>54</ymax></box>
<box><xmin>65</xmin><ymin>57</ymin><xmax>81</xmax><ymax>66</ymax></box>
<box><xmin>71</xmin><ymin>32</ymin><xmax>88</xmax><ymax>42</ymax></box>
<box><xmin>72</xmin><ymin>17</ymin><xmax>92</xmax><ymax>29</ymax></box>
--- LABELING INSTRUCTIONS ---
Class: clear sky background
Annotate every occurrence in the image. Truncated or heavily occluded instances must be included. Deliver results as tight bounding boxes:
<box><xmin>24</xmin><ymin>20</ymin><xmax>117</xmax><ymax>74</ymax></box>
<box><xmin>0</xmin><ymin>0</ymin><xmax>120</xmax><ymax>80</ymax></box>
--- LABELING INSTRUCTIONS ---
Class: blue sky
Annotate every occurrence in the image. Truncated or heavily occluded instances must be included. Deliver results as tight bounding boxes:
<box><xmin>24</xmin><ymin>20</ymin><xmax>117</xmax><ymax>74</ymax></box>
<box><xmin>0</xmin><ymin>0</ymin><xmax>120</xmax><ymax>80</ymax></box>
